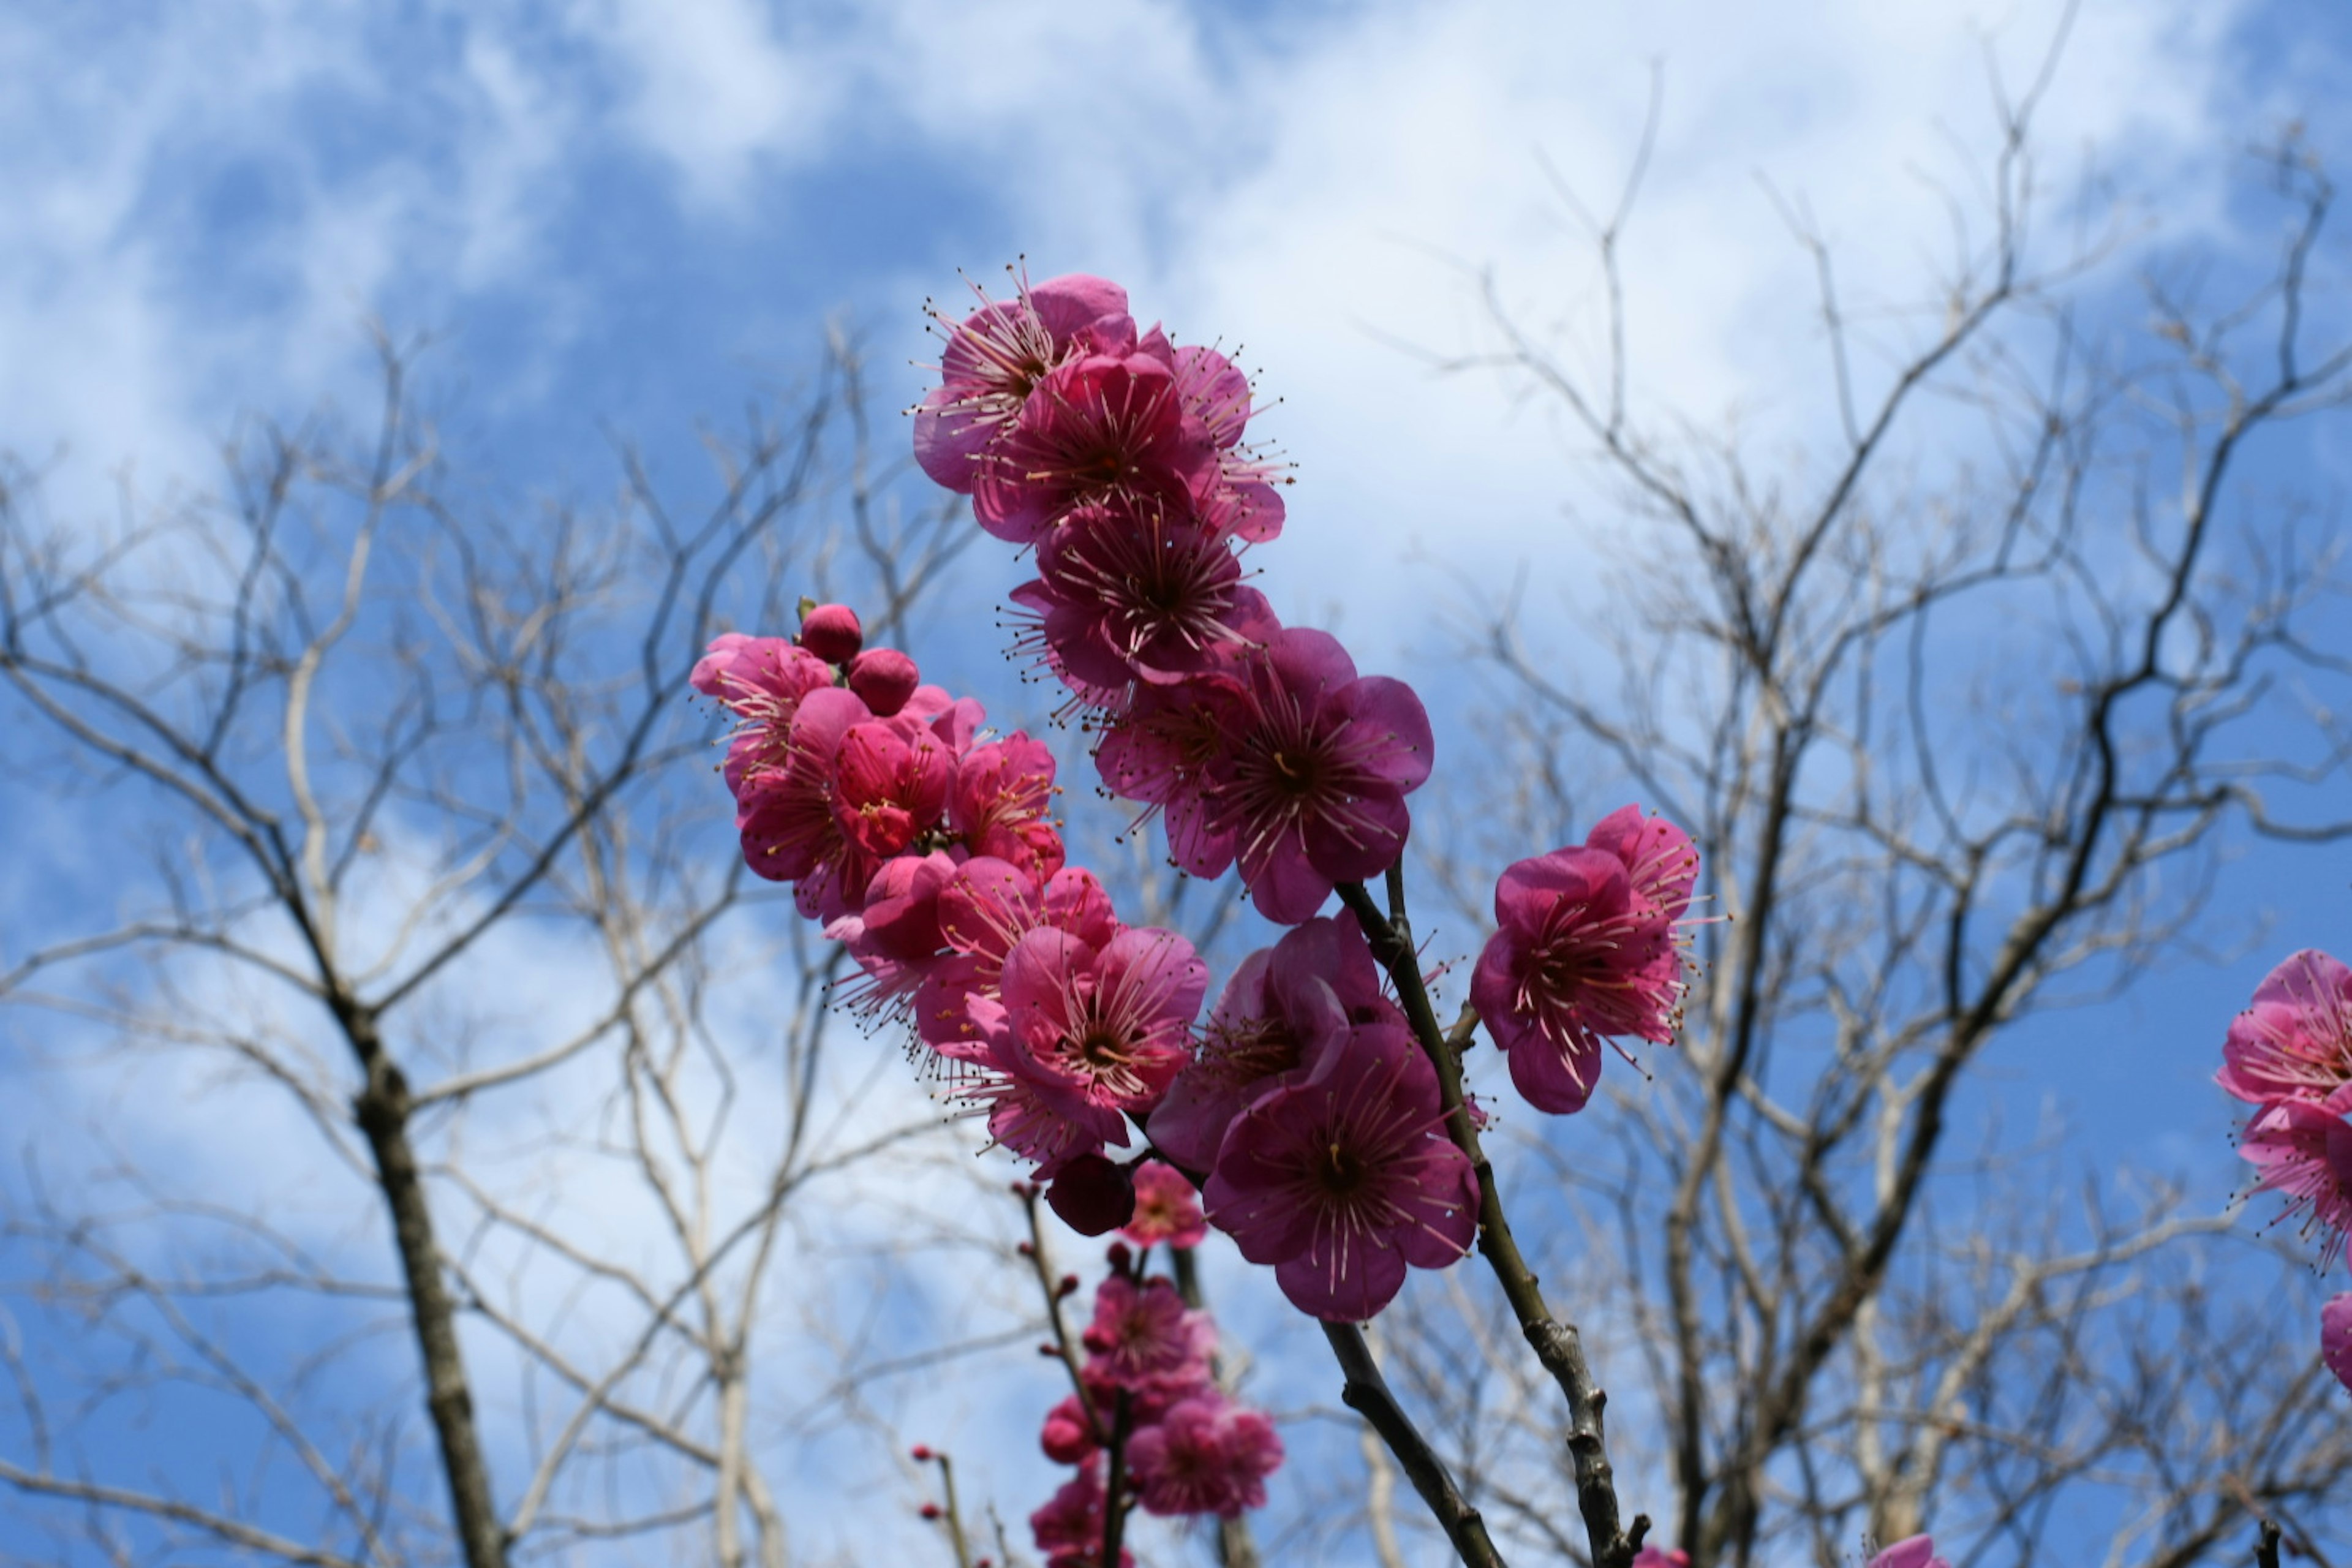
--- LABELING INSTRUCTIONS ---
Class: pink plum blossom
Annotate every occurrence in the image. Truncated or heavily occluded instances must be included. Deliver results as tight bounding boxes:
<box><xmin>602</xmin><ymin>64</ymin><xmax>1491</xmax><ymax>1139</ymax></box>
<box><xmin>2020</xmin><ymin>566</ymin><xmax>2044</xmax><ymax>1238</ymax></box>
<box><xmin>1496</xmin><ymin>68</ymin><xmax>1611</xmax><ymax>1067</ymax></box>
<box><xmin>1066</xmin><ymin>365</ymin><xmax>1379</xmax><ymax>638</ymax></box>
<box><xmin>691</xmin><ymin>632</ymin><xmax>837</xmax><ymax>801</ymax></box>
<box><xmin>1081</xmin><ymin>1275</ymin><xmax>1214</xmax><ymax>1393</ymax></box>
<box><xmin>1121</xmin><ymin>1159</ymin><xmax>1208</xmax><ymax>1248</ymax></box>
<box><xmin>1029</xmin><ymin>1455</ymin><xmax>1129</xmax><ymax>1568</ymax></box>
<box><xmin>1632</xmin><ymin>1550</ymin><xmax>1689</xmax><ymax>1568</ymax></box>
<box><xmin>917</xmin><ymin>859</ymin><xmax>1120</xmax><ymax>1057</ymax></box>
<box><xmin>2324</xmin><ymin>1294</ymin><xmax>2352</xmax><ymax>1395</ymax></box>
<box><xmin>950</xmin><ymin>732</ymin><xmax>1064</xmax><ymax>879</ymax></box>
<box><xmin>1180</xmin><ymin>629</ymin><xmax>1434</xmax><ymax>923</ymax></box>
<box><xmin>972</xmin><ymin>352</ymin><xmax>1218</xmax><ymax>544</ymax></box>
<box><xmin>1866</xmin><ymin>1537</ymin><xmax>1951</xmax><ymax>1568</ymax></box>
<box><xmin>1172</xmin><ymin>342</ymin><xmax>1289</xmax><ymax>543</ymax></box>
<box><xmin>1205</xmin><ymin>1022</ymin><xmax>1478</xmax><ymax>1321</ymax></box>
<box><xmin>731</xmin><ymin>687</ymin><xmax>875</xmax><ymax>918</ymax></box>
<box><xmin>1148</xmin><ymin>914</ymin><xmax>1396</xmax><ymax>1172</ymax></box>
<box><xmin>916</xmin><ymin>271</ymin><xmax>1132</xmax><ymax>495</ymax></box>
<box><xmin>998</xmin><ymin>925</ymin><xmax>1208</xmax><ymax>1114</ymax></box>
<box><xmin>1094</xmin><ymin>669</ymin><xmax>1252</xmax><ymax>875</ymax></box>
<box><xmin>825</xmin><ymin>851</ymin><xmax>957</xmax><ymax>1020</ymax></box>
<box><xmin>963</xmin><ymin>1054</ymin><xmax>1132</xmax><ymax>1179</ymax></box>
<box><xmin>1472</xmin><ymin>805</ymin><xmax>1700</xmax><ymax>1114</ymax></box>
<box><xmin>1013</xmin><ymin>500</ymin><xmax>1278</xmax><ymax>693</ymax></box>
<box><xmin>2237</xmin><ymin>1087</ymin><xmax>2352</xmax><ymax>1265</ymax></box>
<box><xmin>831</xmin><ymin>715</ymin><xmax>954</xmax><ymax>862</ymax></box>
<box><xmin>2219</xmin><ymin>949</ymin><xmax>2352</xmax><ymax>1107</ymax></box>
<box><xmin>1126</xmin><ymin>1392</ymin><xmax>1285</xmax><ymax>1518</ymax></box>
<box><xmin>1039</xmin><ymin>1394</ymin><xmax>1097</xmax><ymax>1463</ymax></box>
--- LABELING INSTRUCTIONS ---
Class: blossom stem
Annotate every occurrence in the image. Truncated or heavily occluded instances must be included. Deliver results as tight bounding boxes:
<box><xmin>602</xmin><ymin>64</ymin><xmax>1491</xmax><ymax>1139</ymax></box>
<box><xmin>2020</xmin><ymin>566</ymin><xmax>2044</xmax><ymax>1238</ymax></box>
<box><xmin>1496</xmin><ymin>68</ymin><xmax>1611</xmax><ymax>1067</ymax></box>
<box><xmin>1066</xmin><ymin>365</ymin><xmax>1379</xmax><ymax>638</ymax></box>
<box><xmin>1170</xmin><ymin>1248</ymin><xmax>1264</xmax><ymax>1568</ymax></box>
<box><xmin>1321</xmin><ymin>1322</ymin><xmax>1506</xmax><ymax>1567</ymax></box>
<box><xmin>1020</xmin><ymin>1187</ymin><xmax>1107</xmax><ymax>1442</ymax></box>
<box><xmin>932</xmin><ymin>1452</ymin><xmax>974</xmax><ymax>1568</ymax></box>
<box><xmin>1339</xmin><ymin>872</ymin><xmax>1646</xmax><ymax>1568</ymax></box>
<box><xmin>1101</xmin><ymin>1389</ymin><xmax>1134</xmax><ymax>1568</ymax></box>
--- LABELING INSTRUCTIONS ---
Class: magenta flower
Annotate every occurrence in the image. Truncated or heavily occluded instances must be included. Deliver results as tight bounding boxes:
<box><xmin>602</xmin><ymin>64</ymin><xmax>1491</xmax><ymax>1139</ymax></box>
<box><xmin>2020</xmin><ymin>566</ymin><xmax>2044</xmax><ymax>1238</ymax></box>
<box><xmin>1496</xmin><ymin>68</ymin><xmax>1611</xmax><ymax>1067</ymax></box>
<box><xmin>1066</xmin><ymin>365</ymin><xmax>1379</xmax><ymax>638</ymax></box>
<box><xmin>1472</xmin><ymin>805</ymin><xmax>1700</xmax><ymax>1115</ymax></box>
<box><xmin>1121</xmin><ymin>1159</ymin><xmax>1208</xmax><ymax>1248</ymax></box>
<box><xmin>1082</xmin><ymin>1275</ymin><xmax>1214</xmax><ymax>1393</ymax></box>
<box><xmin>1029</xmin><ymin>1456</ymin><xmax>1130</xmax><ymax>1568</ymax></box>
<box><xmin>2324</xmin><ymin>1294</ymin><xmax>2352</xmax><ymax>1394</ymax></box>
<box><xmin>1014</xmin><ymin>499</ymin><xmax>1278</xmax><ymax>692</ymax></box>
<box><xmin>2219</xmin><ymin>949</ymin><xmax>2352</xmax><ymax>1106</ymax></box>
<box><xmin>1866</xmin><ymin>1537</ymin><xmax>1951</xmax><ymax>1568</ymax></box>
<box><xmin>916</xmin><ymin>859</ymin><xmax>1120</xmax><ymax>1057</ymax></box>
<box><xmin>1039</xmin><ymin>1393</ymin><xmax>1097</xmax><ymax>1463</ymax></box>
<box><xmin>1148</xmin><ymin>914</ymin><xmax>1396</xmax><ymax>1172</ymax></box>
<box><xmin>831</xmin><ymin>714</ymin><xmax>954</xmax><ymax>861</ymax></box>
<box><xmin>1631</xmin><ymin>1550</ymin><xmax>1690</xmax><ymax>1568</ymax></box>
<box><xmin>1205</xmin><ymin>1022</ymin><xmax>1478</xmax><ymax>1321</ymax></box>
<box><xmin>960</xmin><ymin>1043</ymin><xmax>1132</xmax><ymax>1177</ymax></box>
<box><xmin>1095</xmin><ymin>668</ymin><xmax>1252</xmax><ymax>875</ymax></box>
<box><xmin>998</xmin><ymin>925</ymin><xmax>1208</xmax><ymax>1114</ymax></box>
<box><xmin>731</xmin><ymin>687</ymin><xmax>878</xmax><ymax>918</ymax></box>
<box><xmin>1126</xmin><ymin>1392</ymin><xmax>1285</xmax><ymax>1518</ymax></box>
<box><xmin>1166</xmin><ymin>629</ymin><xmax>1433</xmax><ymax>924</ymax></box>
<box><xmin>972</xmin><ymin>352</ymin><xmax>1218</xmax><ymax>544</ymax></box>
<box><xmin>950</xmin><ymin>731</ymin><xmax>1064</xmax><ymax>880</ymax></box>
<box><xmin>825</xmin><ymin>850</ymin><xmax>957</xmax><ymax>1019</ymax></box>
<box><xmin>915</xmin><ymin>271</ymin><xmax>1132</xmax><ymax>494</ymax></box>
<box><xmin>1172</xmin><ymin>342</ymin><xmax>1289</xmax><ymax>543</ymax></box>
<box><xmin>691</xmin><ymin>632</ymin><xmax>837</xmax><ymax>801</ymax></box>
<box><xmin>2238</xmin><ymin>1088</ymin><xmax>2352</xmax><ymax>1266</ymax></box>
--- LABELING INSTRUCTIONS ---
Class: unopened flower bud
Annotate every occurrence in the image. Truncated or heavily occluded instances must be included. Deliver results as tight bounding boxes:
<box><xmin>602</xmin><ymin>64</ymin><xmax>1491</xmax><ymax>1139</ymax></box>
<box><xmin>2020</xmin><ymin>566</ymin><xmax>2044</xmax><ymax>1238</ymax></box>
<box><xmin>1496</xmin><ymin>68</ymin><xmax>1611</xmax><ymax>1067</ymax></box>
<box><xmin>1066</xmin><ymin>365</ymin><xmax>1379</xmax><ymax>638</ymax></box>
<box><xmin>1057</xmin><ymin>1273</ymin><xmax>1080</xmax><ymax>1297</ymax></box>
<box><xmin>919</xmin><ymin>1502</ymin><xmax>942</xmax><ymax>1520</ymax></box>
<box><xmin>1104</xmin><ymin>1242</ymin><xmax>1133</xmax><ymax>1275</ymax></box>
<box><xmin>910</xmin><ymin>1444</ymin><xmax>933</xmax><ymax>1461</ymax></box>
<box><xmin>797</xmin><ymin>603</ymin><xmax>863</xmax><ymax>664</ymax></box>
<box><xmin>848</xmin><ymin>647</ymin><xmax>919</xmax><ymax>716</ymax></box>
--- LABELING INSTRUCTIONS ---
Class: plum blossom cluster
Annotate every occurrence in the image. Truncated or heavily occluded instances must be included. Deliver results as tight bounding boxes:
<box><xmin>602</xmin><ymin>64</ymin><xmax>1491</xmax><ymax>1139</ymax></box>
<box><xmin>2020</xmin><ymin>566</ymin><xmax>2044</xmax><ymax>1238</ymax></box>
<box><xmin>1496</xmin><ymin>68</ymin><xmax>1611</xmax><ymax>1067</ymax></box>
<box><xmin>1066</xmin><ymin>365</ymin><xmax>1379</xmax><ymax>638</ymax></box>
<box><xmin>2218</xmin><ymin>948</ymin><xmax>2352</xmax><ymax>1393</ymax></box>
<box><xmin>699</xmin><ymin>268</ymin><xmax>1703</xmax><ymax>1323</ymax></box>
<box><xmin>692</xmin><ymin>603</ymin><xmax>1210</xmax><ymax>1227</ymax></box>
<box><xmin>919</xmin><ymin>271</ymin><xmax>1433</xmax><ymax>925</ymax></box>
<box><xmin>1030</xmin><ymin>1234</ymin><xmax>1283</xmax><ymax>1566</ymax></box>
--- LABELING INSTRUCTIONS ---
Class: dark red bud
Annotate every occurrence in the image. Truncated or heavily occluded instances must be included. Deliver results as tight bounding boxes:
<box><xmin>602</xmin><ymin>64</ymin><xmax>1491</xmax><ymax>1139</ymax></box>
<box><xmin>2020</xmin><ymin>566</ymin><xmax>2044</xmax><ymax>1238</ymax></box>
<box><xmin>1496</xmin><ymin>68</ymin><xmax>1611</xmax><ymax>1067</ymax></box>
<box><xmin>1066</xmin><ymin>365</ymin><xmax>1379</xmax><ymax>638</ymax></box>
<box><xmin>1104</xmin><ymin>1242</ymin><xmax>1133</xmax><ymax>1275</ymax></box>
<box><xmin>1016</xmin><ymin>1240</ymin><xmax>1035</xmax><ymax>1257</ymax></box>
<box><xmin>847</xmin><ymin>647</ymin><xmax>919</xmax><ymax>717</ymax></box>
<box><xmin>910</xmin><ymin>1444</ymin><xmax>933</xmax><ymax>1461</ymax></box>
<box><xmin>1057</xmin><ymin>1273</ymin><xmax>1080</xmax><ymax>1297</ymax></box>
<box><xmin>797</xmin><ymin>603</ymin><xmax>863</xmax><ymax>663</ymax></box>
<box><xmin>1045</xmin><ymin>1156</ymin><xmax>1136</xmax><ymax>1238</ymax></box>
<box><xmin>919</xmin><ymin>1502</ymin><xmax>942</xmax><ymax>1520</ymax></box>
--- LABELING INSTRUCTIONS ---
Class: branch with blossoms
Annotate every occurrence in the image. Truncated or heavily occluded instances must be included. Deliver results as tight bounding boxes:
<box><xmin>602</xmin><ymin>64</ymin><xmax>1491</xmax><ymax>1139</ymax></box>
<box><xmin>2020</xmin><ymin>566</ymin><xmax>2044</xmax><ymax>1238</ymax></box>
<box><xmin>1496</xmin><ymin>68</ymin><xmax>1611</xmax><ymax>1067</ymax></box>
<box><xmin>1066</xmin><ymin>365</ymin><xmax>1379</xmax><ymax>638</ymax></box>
<box><xmin>690</xmin><ymin>269</ymin><xmax>1721</xmax><ymax>1566</ymax></box>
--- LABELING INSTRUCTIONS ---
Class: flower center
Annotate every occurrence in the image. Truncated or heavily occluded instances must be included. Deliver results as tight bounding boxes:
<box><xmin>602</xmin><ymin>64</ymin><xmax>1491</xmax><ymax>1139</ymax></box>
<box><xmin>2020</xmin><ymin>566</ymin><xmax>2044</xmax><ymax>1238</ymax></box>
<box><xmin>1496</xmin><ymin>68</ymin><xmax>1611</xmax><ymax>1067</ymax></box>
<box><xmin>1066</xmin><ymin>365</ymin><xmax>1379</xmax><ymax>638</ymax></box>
<box><xmin>1076</xmin><ymin>1027</ymin><xmax>1129</xmax><ymax>1069</ymax></box>
<box><xmin>1319</xmin><ymin>1140</ymin><xmax>1366</xmax><ymax>1196</ymax></box>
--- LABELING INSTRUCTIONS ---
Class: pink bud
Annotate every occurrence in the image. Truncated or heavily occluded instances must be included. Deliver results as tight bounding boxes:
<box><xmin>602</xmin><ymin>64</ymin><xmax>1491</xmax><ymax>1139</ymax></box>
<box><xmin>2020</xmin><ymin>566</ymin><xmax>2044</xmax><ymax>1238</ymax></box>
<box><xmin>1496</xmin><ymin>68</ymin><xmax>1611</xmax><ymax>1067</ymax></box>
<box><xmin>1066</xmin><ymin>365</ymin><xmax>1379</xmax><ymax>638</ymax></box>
<box><xmin>797</xmin><ymin>603</ymin><xmax>863</xmax><ymax>663</ymax></box>
<box><xmin>848</xmin><ymin>647</ymin><xmax>920</xmax><ymax>717</ymax></box>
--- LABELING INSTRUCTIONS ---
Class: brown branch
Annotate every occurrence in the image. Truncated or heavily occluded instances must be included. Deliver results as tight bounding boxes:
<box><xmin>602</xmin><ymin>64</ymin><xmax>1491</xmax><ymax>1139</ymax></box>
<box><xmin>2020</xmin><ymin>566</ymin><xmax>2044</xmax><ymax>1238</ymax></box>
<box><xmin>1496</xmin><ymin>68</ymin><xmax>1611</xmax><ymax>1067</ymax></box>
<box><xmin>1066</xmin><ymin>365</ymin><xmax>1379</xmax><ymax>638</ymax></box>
<box><xmin>1340</xmin><ymin>873</ymin><xmax>1644</xmax><ymax>1568</ymax></box>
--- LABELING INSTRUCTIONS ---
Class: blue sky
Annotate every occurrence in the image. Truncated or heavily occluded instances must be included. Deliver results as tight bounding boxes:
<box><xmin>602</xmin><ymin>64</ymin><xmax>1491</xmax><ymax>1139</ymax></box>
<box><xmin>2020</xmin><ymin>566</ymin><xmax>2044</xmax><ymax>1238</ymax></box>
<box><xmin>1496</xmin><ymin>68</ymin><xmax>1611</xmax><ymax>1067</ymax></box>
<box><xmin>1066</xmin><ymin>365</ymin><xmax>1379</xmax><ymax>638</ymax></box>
<box><xmin>4</xmin><ymin>0</ymin><xmax>2351</xmax><ymax>1562</ymax></box>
